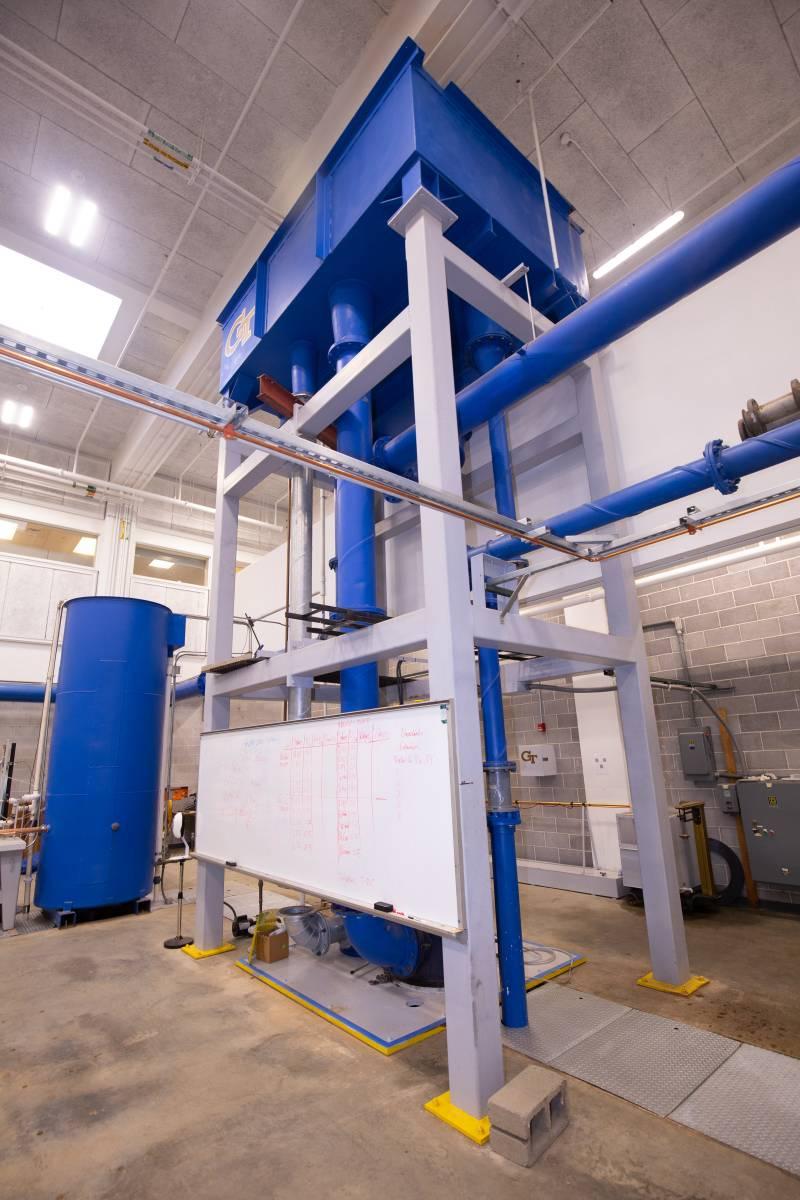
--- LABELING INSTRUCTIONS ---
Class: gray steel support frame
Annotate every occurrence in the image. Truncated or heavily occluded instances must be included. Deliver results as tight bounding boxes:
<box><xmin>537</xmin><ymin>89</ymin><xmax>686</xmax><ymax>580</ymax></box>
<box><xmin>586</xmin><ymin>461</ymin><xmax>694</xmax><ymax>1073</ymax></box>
<box><xmin>287</xmin><ymin>465</ymin><xmax>313</xmax><ymax>721</ymax></box>
<box><xmin>193</xmin><ymin>436</ymin><xmax>245</xmax><ymax>952</ymax></box>
<box><xmin>575</xmin><ymin>361</ymin><xmax>692</xmax><ymax>987</ymax></box>
<box><xmin>392</xmin><ymin>189</ymin><xmax>504</xmax><ymax>1117</ymax></box>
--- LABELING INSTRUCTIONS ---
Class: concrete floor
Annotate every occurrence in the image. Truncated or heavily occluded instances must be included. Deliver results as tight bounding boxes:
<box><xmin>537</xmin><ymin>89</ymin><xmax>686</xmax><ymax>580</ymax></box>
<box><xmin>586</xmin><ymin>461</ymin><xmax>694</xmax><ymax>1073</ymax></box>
<box><xmin>1</xmin><ymin>884</ymin><xmax>798</xmax><ymax>1200</ymax></box>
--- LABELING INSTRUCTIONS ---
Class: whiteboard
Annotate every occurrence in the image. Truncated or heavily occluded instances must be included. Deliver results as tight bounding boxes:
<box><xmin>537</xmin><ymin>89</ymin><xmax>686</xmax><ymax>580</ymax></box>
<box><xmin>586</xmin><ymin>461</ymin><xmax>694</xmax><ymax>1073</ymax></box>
<box><xmin>194</xmin><ymin>701</ymin><xmax>463</xmax><ymax>935</ymax></box>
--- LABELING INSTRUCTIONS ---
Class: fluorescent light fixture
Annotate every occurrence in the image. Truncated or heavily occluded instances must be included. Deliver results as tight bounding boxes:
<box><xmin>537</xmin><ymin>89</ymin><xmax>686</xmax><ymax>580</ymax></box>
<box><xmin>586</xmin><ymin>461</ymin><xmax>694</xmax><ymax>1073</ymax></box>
<box><xmin>44</xmin><ymin>184</ymin><xmax>72</xmax><ymax>237</ymax></box>
<box><xmin>1</xmin><ymin>399</ymin><xmax>17</xmax><ymax>425</ymax></box>
<box><xmin>68</xmin><ymin>198</ymin><xmax>97</xmax><ymax>248</ymax></box>
<box><xmin>73</xmin><ymin>536</ymin><xmax>97</xmax><ymax>556</ymax></box>
<box><xmin>592</xmin><ymin>211</ymin><xmax>685</xmax><ymax>280</ymax></box>
<box><xmin>0</xmin><ymin>519</ymin><xmax>18</xmax><ymax>540</ymax></box>
<box><xmin>0</xmin><ymin>247</ymin><xmax>121</xmax><ymax>357</ymax></box>
<box><xmin>149</xmin><ymin>557</ymin><xmax>174</xmax><ymax>570</ymax></box>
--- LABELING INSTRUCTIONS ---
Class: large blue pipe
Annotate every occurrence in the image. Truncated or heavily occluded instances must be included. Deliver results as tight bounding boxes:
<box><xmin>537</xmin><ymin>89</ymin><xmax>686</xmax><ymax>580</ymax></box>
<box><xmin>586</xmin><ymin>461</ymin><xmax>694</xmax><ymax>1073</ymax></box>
<box><xmin>378</xmin><ymin>155</ymin><xmax>800</xmax><ymax>473</ymax></box>
<box><xmin>1</xmin><ymin>677</ymin><xmax>203</xmax><ymax>703</ymax></box>
<box><xmin>478</xmin><ymin>420</ymin><xmax>800</xmax><ymax>562</ymax></box>
<box><xmin>330</xmin><ymin>282</ymin><xmax>380</xmax><ymax>712</ymax></box>
<box><xmin>469</xmin><ymin>324</ymin><xmax>528</xmax><ymax>1029</ymax></box>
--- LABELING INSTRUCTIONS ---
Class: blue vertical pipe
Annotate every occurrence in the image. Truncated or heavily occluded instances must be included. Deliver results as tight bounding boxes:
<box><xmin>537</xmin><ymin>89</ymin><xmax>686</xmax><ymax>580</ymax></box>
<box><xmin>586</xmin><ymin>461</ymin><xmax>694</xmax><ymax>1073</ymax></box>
<box><xmin>291</xmin><ymin>339</ymin><xmax>316</xmax><ymax>398</ymax></box>
<box><xmin>469</xmin><ymin>322</ymin><xmax>528</xmax><ymax>1028</ymax></box>
<box><xmin>329</xmin><ymin>282</ymin><xmax>379</xmax><ymax>712</ymax></box>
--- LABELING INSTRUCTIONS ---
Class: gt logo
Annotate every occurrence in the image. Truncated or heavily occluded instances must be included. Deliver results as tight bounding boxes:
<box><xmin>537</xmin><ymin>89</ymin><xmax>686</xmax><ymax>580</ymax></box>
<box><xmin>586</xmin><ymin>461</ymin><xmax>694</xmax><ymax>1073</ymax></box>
<box><xmin>521</xmin><ymin>750</ymin><xmax>540</xmax><ymax>763</ymax></box>
<box><xmin>224</xmin><ymin>305</ymin><xmax>255</xmax><ymax>357</ymax></box>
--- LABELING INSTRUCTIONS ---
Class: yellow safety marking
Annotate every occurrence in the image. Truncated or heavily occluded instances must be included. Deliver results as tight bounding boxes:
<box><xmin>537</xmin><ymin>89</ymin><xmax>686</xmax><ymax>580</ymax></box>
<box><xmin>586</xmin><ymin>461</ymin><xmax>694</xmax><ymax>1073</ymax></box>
<box><xmin>637</xmin><ymin>971</ymin><xmax>710</xmax><ymax>996</ymax></box>
<box><xmin>236</xmin><ymin>962</ymin><xmax>445</xmax><ymax>1056</ymax></box>
<box><xmin>424</xmin><ymin>1091</ymin><xmax>491</xmax><ymax>1145</ymax></box>
<box><xmin>181</xmin><ymin>942</ymin><xmax>236</xmax><ymax>960</ymax></box>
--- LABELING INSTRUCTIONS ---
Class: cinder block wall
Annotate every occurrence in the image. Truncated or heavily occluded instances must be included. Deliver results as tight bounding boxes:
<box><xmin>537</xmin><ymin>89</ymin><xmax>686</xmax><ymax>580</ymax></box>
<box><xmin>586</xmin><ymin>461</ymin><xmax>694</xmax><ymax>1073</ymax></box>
<box><xmin>505</xmin><ymin>543</ymin><xmax>800</xmax><ymax>903</ymax></box>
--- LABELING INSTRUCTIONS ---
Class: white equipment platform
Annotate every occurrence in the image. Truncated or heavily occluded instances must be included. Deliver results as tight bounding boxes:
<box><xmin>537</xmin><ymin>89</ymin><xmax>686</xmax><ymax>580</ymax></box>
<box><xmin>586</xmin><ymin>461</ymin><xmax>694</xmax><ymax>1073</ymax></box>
<box><xmin>238</xmin><ymin>939</ymin><xmax>585</xmax><ymax>1054</ymax></box>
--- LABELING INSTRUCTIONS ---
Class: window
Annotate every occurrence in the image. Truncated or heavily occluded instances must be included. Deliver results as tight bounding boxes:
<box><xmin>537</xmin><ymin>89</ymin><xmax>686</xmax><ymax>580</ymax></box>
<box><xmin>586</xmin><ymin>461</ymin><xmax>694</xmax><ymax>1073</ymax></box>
<box><xmin>133</xmin><ymin>545</ymin><xmax>207</xmax><ymax>586</ymax></box>
<box><xmin>0</xmin><ymin>516</ymin><xmax>98</xmax><ymax>565</ymax></box>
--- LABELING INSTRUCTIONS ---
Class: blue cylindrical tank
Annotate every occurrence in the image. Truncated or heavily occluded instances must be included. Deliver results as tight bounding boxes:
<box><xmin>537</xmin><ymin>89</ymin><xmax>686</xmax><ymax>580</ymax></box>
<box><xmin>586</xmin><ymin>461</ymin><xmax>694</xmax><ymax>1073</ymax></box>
<box><xmin>35</xmin><ymin>596</ymin><xmax>181</xmax><ymax>914</ymax></box>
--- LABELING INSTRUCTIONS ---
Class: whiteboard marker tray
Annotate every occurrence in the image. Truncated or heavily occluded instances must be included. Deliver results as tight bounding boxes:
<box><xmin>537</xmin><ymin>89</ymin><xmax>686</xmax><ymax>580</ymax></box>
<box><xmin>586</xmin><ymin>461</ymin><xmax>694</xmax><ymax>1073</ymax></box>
<box><xmin>237</xmin><ymin>940</ymin><xmax>584</xmax><ymax>1055</ymax></box>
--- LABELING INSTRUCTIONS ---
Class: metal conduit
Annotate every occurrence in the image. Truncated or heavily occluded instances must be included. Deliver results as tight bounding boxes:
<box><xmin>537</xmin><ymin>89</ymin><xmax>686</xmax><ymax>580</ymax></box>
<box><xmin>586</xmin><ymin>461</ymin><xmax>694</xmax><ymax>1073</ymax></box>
<box><xmin>377</xmin><ymin>154</ymin><xmax>800</xmax><ymax>473</ymax></box>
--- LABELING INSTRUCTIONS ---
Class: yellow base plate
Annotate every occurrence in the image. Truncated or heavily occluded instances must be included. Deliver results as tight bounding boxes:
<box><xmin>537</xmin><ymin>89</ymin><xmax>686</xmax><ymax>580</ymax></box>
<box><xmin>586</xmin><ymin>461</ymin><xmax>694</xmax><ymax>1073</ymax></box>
<box><xmin>424</xmin><ymin>1091</ymin><xmax>491</xmax><ymax>1145</ymax></box>
<box><xmin>181</xmin><ymin>942</ymin><xmax>236</xmax><ymax>960</ymax></box>
<box><xmin>637</xmin><ymin>971</ymin><xmax>710</xmax><ymax>996</ymax></box>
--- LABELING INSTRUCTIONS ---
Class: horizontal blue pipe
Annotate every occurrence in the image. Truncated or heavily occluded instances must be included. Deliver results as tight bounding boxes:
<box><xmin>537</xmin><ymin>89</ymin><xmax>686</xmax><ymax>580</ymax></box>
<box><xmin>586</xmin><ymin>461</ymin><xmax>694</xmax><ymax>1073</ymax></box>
<box><xmin>378</xmin><ymin>155</ymin><xmax>800</xmax><ymax>473</ymax></box>
<box><xmin>1</xmin><ymin>676</ymin><xmax>205</xmax><ymax>703</ymax></box>
<box><xmin>478</xmin><ymin>420</ymin><xmax>800</xmax><ymax>561</ymax></box>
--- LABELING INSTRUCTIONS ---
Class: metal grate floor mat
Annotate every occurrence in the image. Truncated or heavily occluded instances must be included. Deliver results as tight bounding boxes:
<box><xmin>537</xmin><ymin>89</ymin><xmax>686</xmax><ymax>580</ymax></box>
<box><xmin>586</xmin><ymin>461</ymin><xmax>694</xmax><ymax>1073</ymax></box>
<box><xmin>672</xmin><ymin>1043</ymin><xmax>800</xmax><ymax>1177</ymax></box>
<box><xmin>502</xmin><ymin>983</ymin><xmax>630</xmax><ymax>1064</ymax></box>
<box><xmin>551</xmin><ymin>1008</ymin><xmax>739</xmax><ymax>1116</ymax></box>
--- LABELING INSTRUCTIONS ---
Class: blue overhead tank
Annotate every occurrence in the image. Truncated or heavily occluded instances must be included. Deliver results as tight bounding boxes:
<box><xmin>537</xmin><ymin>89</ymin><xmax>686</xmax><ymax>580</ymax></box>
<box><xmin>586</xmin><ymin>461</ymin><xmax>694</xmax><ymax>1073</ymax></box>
<box><xmin>35</xmin><ymin>597</ymin><xmax>185</xmax><ymax>916</ymax></box>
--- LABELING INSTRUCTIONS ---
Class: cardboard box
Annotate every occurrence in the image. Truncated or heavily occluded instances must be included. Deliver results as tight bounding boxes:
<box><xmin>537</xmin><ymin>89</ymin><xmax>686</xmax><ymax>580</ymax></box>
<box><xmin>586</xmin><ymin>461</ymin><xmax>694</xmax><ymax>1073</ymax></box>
<box><xmin>255</xmin><ymin>928</ymin><xmax>289</xmax><ymax>963</ymax></box>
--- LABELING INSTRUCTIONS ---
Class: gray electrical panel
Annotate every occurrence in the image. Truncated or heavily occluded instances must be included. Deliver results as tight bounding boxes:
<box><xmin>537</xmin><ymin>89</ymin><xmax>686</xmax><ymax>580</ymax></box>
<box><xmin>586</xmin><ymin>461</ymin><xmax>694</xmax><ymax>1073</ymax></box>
<box><xmin>737</xmin><ymin>778</ymin><xmax>800</xmax><ymax>886</ymax></box>
<box><xmin>678</xmin><ymin>728</ymin><xmax>717</xmax><ymax>781</ymax></box>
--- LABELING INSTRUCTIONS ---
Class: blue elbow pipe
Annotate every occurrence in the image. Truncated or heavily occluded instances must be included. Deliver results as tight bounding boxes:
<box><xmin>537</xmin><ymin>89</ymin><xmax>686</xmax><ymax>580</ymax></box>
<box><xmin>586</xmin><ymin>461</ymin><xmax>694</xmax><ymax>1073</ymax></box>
<box><xmin>330</xmin><ymin>282</ymin><xmax>380</xmax><ymax>713</ymax></box>
<box><xmin>175</xmin><ymin>674</ymin><xmax>205</xmax><ymax>701</ymax></box>
<box><xmin>378</xmin><ymin>155</ymin><xmax>800</xmax><ymax>473</ymax></box>
<box><xmin>479</xmin><ymin>419</ymin><xmax>800</xmax><ymax>562</ymax></box>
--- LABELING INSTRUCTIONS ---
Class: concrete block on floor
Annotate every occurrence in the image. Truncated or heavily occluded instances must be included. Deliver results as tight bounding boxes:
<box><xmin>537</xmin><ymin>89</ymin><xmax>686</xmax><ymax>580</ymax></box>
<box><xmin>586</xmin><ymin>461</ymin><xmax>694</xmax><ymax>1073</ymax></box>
<box><xmin>488</xmin><ymin>1065</ymin><xmax>569</xmax><ymax>1166</ymax></box>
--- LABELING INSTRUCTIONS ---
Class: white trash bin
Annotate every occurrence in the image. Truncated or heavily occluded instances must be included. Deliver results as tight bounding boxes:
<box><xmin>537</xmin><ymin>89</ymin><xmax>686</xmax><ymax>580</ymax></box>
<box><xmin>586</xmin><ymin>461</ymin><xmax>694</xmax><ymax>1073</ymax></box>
<box><xmin>0</xmin><ymin>836</ymin><xmax>25</xmax><ymax>932</ymax></box>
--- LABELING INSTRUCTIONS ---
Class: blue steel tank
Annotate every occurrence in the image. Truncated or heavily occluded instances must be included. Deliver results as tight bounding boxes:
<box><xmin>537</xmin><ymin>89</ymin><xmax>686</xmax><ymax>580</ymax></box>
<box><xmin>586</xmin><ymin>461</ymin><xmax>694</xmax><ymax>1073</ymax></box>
<box><xmin>35</xmin><ymin>596</ymin><xmax>185</xmax><ymax>916</ymax></box>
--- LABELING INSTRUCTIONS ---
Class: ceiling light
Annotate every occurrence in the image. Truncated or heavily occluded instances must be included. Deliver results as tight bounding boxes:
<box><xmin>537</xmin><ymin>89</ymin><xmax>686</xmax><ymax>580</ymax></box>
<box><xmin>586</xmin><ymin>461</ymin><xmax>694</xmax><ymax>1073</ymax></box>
<box><xmin>0</xmin><ymin>519</ymin><xmax>18</xmax><ymax>540</ymax></box>
<box><xmin>149</xmin><ymin>558</ymin><xmax>174</xmax><ymax>570</ymax></box>
<box><xmin>592</xmin><ymin>211</ymin><xmax>685</xmax><ymax>280</ymax></box>
<box><xmin>68</xmin><ymin>198</ymin><xmax>97</xmax><ymax>248</ymax></box>
<box><xmin>73</xmin><ymin>536</ymin><xmax>97</xmax><ymax>556</ymax></box>
<box><xmin>0</xmin><ymin>399</ymin><xmax>34</xmax><ymax>429</ymax></box>
<box><xmin>44</xmin><ymin>184</ymin><xmax>72</xmax><ymax>237</ymax></box>
<box><xmin>0</xmin><ymin>247</ymin><xmax>121</xmax><ymax>357</ymax></box>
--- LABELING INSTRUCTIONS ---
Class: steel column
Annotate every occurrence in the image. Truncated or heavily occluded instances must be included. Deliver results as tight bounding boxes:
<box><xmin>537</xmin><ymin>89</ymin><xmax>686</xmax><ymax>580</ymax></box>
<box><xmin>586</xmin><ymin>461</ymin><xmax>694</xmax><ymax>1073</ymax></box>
<box><xmin>392</xmin><ymin>188</ymin><xmax>504</xmax><ymax>1118</ymax></box>
<box><xmin>193</xmin><ymin>436</ymin><xmax>244</xmax><ymax>952</ymax></box>
<box><xmin>287</xmin><ymin>341</ymin><xmax>315</xmax><ymax>722</ymax></box>
<box><xmin>576</xmin><ymin>362</ymin><xmax>693</xmax><ymax>987</ymax></box>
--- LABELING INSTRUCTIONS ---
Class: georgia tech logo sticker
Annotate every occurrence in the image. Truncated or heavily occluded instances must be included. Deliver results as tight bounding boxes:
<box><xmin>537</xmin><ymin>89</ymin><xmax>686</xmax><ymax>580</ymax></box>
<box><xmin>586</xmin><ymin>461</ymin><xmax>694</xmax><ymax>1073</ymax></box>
<box><xmin>224</xmin><ymin>305</ymin><xmax>255</xmax><ymax>358</ymax></box>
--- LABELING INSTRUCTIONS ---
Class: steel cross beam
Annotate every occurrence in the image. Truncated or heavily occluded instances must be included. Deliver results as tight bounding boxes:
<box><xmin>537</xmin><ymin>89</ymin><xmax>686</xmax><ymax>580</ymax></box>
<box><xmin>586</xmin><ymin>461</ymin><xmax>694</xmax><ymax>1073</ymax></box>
<box><xmin>0</xmin><ymin>327</ymin><xmax>582</xmax><ymax>557</ymax></box>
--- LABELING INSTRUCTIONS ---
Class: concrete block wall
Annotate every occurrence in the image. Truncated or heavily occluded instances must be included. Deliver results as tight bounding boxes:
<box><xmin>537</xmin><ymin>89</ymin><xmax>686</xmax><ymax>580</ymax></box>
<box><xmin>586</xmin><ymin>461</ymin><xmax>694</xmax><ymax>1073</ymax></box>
<box><xmin>505</xmin><ymin>543</ymin><xmax>800</xmax><ymax>903</ymax></box>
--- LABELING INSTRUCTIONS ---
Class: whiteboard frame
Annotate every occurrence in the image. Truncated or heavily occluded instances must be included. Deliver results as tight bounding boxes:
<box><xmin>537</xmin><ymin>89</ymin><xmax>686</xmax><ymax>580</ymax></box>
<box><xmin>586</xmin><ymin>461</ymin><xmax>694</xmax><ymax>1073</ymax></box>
<box><xmin>193</xmin><ymin>699</ymin><xmax>466</xmax><ymax>937</ymax></box>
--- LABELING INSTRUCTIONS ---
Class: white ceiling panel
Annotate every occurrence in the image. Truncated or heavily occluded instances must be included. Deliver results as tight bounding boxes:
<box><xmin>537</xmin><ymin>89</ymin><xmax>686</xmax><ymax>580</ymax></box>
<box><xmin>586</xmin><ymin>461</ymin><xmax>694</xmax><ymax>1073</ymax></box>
<box><xmin>629</xmin><ymin>99</ymin><xmax>734</xmax><ymax>210</ymax></box>
<box><xmin>0</xmin><ymin>159</ymin><xmax>54</xmax><ymax>247</ymax></box>
<box><xmin>0</xmin><ymin>0</ymin><xmax>62</xmax><ymax>38</ymax></box>
<box><xmin>773</xmin><ymin>0</ymin><xmax>800</xmax><ymax>22</ymax></box>
<box><xmin>159</xmin><ymin>251</ymin><xmax>221</xmax><ymax>311</ymax></box>
<box><xmin>122</xmin><ymin>0</ymin><xmax>191</xmax><ymax>39</ymax></box>
<box><xmin>255</xmin><ymin>42</ymin><xmax>337</xmax><ymax>140</ymax></box>
<box><xmin>32</xmin><ymin>118</ymin><xmax>192</xmax><ymax>248</ymax></box>
<box><xmin>236</xmin><ymin>0</ymin><xmax>298</xmax><ymax>35</ymax></box>
<box><xmin>557</xmin><ymin>0</ymin><xmax>693</xmax><ymax>152</ymax></box>
<box><xmin>57</xmin><ymin>0</ymin><xmax>248</xmax><ymax>150</ymax></box>
<box><xmin>96</xmin><ymin>220</ymin><xmax>168</xmax><ymax>288</ymax></box>
<box><xmin>176</xmin><ymin>0</ymin><xmax>278</xmax><ymax>94</ymax></box>
<box><xmin>285</xmin><ymin>0</ymin><xmax>384</xmax><ymax>86</ymax></box>
<box><xmin>0</xmin><ymin>90</ymin><xmax>39</xmax><ymax>174</ymax></box>
<box><xmin>661</xmin><ymin>0</ymin><xmax>800</xmax><ymax>161</ymax></box>
<box><xmin>499</xmin><ymin>67</ymin><xmax>583</xmax><ymax>156</ymax></box>
<box><xmin>543</xmin><ymin>102</ymin><xmax>669</xmax><ymax>247</ymax></box>
<box><xmin>640</xmin><ymin>0</ymin><xmax>692</xmax><ymax>26</ymax></box>
<box><xmin>228</xmin><ymin>106</ymin><xmax>303</xmax><ymax>189</ymax></box>
<box><xmin>785</xmin><ymin>9</ymin><xmax>800</xmax><ymax>67</ymax></box>
<box><xmin>522</xmin><ymin>0</ymin><xmax>609</xmax><ymax>55</ymax></box>
<box><xmin>462</xmin><ymin>24</ymin><xmax>551</xmax><ymax>125</ymax></box>
<box><xmin>737</xmin><ymin>118</ymin><xmax>800</xmax><ymax>181</ymax></box>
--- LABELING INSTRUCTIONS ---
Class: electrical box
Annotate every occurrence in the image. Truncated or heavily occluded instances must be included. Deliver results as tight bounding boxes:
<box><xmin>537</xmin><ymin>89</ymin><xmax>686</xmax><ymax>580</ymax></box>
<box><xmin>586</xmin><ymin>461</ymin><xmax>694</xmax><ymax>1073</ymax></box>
<box><xmin>616</xmin><ymin>811</ymin><xmax>700</xmax><ymax>893</ymax></box>
<box><xmin>737</xmin><ymin>778</ymin><xmax>800</xmax><ymax>886</ymax></box>
<box><xmin>678</xmin><ymin>728</ymin><xmax>717</xmax><ymax>781</ymax></box>
<box><xmin>518</xmin><ymin>744</ymin><xmax>557</xmax><ymax>776</ymax></box>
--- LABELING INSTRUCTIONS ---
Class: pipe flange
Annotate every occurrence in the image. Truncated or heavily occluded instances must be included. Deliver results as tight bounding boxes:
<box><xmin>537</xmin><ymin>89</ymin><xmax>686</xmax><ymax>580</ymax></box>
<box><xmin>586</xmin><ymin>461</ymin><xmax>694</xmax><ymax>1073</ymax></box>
<box><xmin>327</xmin><ymin>337</ymin><xmax>367</xmax><ymax>367</ymax></box>
<box><xmin>703</xmin><ymin>438</ymin><xmax>740</xmax><ymax>495</ymax></box>
<box><xmin>483</xmin><ymin>760</ymin><xmax>517</xmax><ymax>773</ymax></box>
<box><xmin>486</xmin><ymin>809</ymin><xmax>521</xmax><ymax>826</ymax></box>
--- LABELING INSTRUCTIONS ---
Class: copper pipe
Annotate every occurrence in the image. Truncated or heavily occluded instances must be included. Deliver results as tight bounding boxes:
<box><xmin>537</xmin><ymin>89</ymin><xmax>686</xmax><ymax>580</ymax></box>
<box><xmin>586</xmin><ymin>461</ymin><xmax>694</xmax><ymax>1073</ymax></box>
<box><xmin>516</xmin><ymin>800</ymin><xmax>630</xmax><ymax>809</ymax></box>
